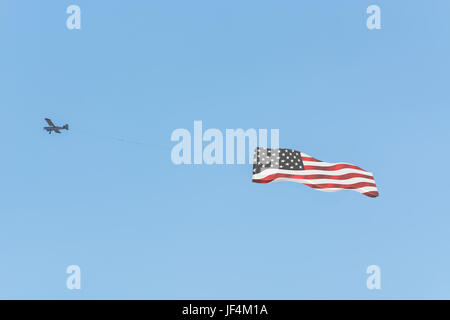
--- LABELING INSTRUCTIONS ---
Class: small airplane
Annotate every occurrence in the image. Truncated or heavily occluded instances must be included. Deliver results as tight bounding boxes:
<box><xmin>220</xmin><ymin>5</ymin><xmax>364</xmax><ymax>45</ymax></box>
<box><xmin>43</xmin><ymin>118</ymin><xmax>69</xmax><ymax>134</ymax></box>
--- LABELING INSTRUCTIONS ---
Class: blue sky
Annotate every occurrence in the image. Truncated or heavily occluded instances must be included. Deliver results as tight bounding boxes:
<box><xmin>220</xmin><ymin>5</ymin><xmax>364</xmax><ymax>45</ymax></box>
<box><xmin>1</xmin><ymin>0</ymin><xmax>450</xmax><ymax>299</ymax></box>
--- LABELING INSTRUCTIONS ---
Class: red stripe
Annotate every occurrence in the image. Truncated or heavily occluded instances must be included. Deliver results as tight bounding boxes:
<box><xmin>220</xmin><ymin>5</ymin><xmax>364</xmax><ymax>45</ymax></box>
<box><xmin>253</xmin><ymin>179</ymin><xmax>274</xmax><ymax>184</ymax></box>
<box><xmin>303</xmin><ymin>182</ymin><xmax>377</xmax><ymax>189</ymax></box>
<box><xmin>363</xmin><ymin>191</ymin><xmax>379</xmax><ymax>198</ymax></box>
<box><xmin>301</xmin><ymin>156</ymin><xmax>321</xmax><ymax>162</ymax></box>
<box><xmin>303</xmin><ymin>163</ymin><xmax>369</xmax><ymax>172</ymax></box>
<box><xmin>254</xmin><ymin>172</ymin><xmax>374</xmax><ymax>182</ymax></box>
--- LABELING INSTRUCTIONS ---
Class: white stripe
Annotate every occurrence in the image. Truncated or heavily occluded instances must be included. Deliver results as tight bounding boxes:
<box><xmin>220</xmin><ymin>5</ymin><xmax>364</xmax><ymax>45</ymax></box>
<box><xmin>312</xmin><ymin>186</ymin><xmax>378</xmax><ymax>193</ymax></box>
<box><xmin>252</xmin><ymin>168</ymin><xmax>374</xmax><ymax>180</ymax></box>
<box><xmin>354</xmin><ymin>186</ymin><xmax>379</xmax><ymax>193</ymax></box>
<box><xmin>300</xmin><ymin>153</ymin><xmax>313</xmax><ymax>158</ymax></box>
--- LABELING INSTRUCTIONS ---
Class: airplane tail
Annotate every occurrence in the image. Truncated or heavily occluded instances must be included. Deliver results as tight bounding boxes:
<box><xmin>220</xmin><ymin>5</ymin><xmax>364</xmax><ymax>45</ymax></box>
<box><xmin>63</xmin><ymin>124</ymin><xmax>69</xmax><ymax>130</ymax></box>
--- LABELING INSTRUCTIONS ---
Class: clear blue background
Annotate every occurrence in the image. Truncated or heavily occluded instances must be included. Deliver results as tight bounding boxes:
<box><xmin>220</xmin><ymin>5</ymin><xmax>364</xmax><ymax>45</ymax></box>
<box><xmin>1</xmin><ymin>0</ymin><xmax>449</xmax><ymax>299</ymax></box>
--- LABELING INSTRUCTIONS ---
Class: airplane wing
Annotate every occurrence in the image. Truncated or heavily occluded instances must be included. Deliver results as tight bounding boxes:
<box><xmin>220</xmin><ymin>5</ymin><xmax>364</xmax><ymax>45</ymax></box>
<box><xmin>54</xmin><ymin>129</ymin><xmax>61</xmax><ymax>134</ymax></box>
<box><xmin>45</xmin><ymin>118</ymin><xmax>55</xmax><ymax>127</ymax></box>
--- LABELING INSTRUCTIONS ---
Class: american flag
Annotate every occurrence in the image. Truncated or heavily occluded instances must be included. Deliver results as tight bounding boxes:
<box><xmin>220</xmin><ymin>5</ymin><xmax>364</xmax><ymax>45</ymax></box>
<box><xmin>252</xmin><ymin>148</ymin><xmax>379</xmax><ymax>198</ymax></box>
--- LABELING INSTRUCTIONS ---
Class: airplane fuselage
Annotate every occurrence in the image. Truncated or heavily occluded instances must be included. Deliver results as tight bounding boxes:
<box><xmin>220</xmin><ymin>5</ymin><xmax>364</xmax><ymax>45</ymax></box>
<box><xmin>43</xmin><ymin>126</ymin><xmax>68</xmax><ymax>134</ymax></box>
<box><xmin>43</xmin><ymin>118</ymin><xmax>69</xmax><ymax>134</ymax></box>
